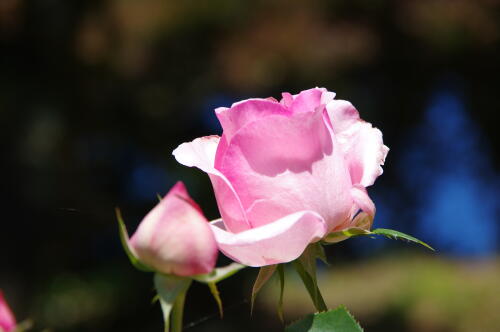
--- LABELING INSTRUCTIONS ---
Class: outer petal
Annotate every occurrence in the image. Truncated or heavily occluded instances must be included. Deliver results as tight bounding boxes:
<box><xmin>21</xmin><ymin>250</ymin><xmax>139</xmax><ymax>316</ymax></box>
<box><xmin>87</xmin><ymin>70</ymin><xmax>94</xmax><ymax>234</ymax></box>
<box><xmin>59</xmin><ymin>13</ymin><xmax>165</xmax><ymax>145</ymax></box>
<box><xmin>288</xmin><ymin>87</ymin><xmax>335</xmax><ymax>114</ymax></box>
<box><xmin>326</xmin><ymin>100</ymin><xmax>389</xmax><ymax>187</ymax></box>
<box><xmin>173</xmin><ymin>136</ymin><xmax>250</xmax><ymax>233</ymax></box>
<box><xmin>210</xmin><ymin>211</ymin><xmax>328</xmax><ymax>266</ymax></box>
<box><xmin>215</xmin><ymin>99</ymin><xmax>289</xmax><ymax>142</ymax></box>
<box><xmin>0</xmin><ymin>291</ymin><xmax>16</xmax><ymax>332</ymax></box>
<box><xmin>218</xmin><ymin>108</ymin><xmax>352</xmax><ymax>231</ymax></box>
<box><xmin>351</xmin><ymin>184</ymin><xmax>375</xmax><ymax>219</ymax></box>
<box><xmin>129</xmin><ymin>182</ymin><xmax>217</xmax><ymax>276</ymax></box>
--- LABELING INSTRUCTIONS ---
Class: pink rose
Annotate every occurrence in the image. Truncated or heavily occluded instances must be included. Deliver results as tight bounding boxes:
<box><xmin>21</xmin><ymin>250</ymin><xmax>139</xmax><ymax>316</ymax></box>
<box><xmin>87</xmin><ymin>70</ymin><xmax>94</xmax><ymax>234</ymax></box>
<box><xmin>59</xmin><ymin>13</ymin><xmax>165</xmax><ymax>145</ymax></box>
<box><xmin>0</xmin><ymin>291</ymin><xmax>16</xmax><ymax>332</ymax></box>
<box><xmin>173</xmin><ymin>88</ymin><xmax>388</xmax><ymax>267</ymax></box>
<box><xmin>129</xmin><ymin>182</ymin><xmax>218</xmax><ymax>276</ymax></box>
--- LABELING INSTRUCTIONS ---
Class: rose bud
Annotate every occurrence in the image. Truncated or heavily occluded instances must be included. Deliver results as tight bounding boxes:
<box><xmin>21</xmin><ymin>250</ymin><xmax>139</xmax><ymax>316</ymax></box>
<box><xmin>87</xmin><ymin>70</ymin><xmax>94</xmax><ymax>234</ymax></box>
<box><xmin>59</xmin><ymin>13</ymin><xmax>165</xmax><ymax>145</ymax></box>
<box><xmin>174</xmin><ymin>88</ymin><xmax>387</xmax><ymax>267</ymax></box>
<box><xmin>0</xmin><ymin>291</ymin><xmax>16</xmax><ymax>332</ymax></box>
<box><xmin>129</xmin><ymin>182</ymin><xmax>218</xmax><ymax>276</ymax></box>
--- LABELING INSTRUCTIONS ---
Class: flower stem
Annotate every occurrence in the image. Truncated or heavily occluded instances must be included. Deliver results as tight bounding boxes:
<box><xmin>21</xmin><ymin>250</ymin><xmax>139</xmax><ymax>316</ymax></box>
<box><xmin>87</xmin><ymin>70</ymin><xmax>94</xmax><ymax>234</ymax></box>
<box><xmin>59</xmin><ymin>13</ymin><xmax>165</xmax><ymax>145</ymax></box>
<box><xmin>171</xmin><ymin>289</ymin><xmax>187</xmax><ymax>332</ymax></box>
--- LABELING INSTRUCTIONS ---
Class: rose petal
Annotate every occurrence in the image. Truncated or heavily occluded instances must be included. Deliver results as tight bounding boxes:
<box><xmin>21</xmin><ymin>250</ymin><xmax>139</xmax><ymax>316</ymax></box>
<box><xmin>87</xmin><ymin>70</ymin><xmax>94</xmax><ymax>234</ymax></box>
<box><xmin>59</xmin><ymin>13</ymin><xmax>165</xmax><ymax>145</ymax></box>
<box><xmin>173</xmin><ymin>136</ymin><xmax>251</xmax><ymax>232</ymax></box>
<box><xmin>326</xmin><ymin>100</ymin><xmax>389</xmax><ymax>187</ymax></box>
<box><xmin>287</xmin><ymin>87</ymin><xmax>335</xmax><ymax>114</ymax></box>
<box><xmin>215</xmin><ymin>99</ymin><xmax>289</xmax><ymax>142</ymax></box>
<box><xmin>0</xmin><ymin>291</ymin><xmax>16</xmax><ymax>332</ymax></box>
<box><xmin>351</xmin><ymin>184</ymin><xmax>376</xmax><ymax>218</ymax></box>
<box><xmin>210</xmin><ymin>211</ymin><xmax>328</xmax><ymax>266</ymax></box>
<box><xmin>129</xmin><ymin>182</ymin><xmax>218</xmax><ymax>277</ymax></box>
<box><xmin>218</xmin><ymin>108</ymin><xmax>352</xmax><ymax>231</ymax></box>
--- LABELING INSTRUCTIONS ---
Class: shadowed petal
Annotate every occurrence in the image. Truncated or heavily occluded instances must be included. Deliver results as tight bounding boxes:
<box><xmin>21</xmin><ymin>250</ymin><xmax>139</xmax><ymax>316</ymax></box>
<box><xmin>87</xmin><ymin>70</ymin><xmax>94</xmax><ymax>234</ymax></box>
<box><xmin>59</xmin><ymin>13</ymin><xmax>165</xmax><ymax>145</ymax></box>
<box><xmin>173</xmin><ymin>136</ymin><xmax>250</xmax><ymax>232</ymax></box>
<box><xmin>326</xmin><ymin>100</ymin><xmax>389</xmax><ymax>187</ymax></box>
<box><xmin>219</xmin><ymin>109</ymin><xmax>352</xmax><ymax>231</ymax></box>
<box><xmin>351</xmin><ymin>184</ymin><xmax>375</xmax><ymax>218</ymax></box>
<box><xmin>210</xmin><ymin>211</ymin><xmax>328</xmax><ymax>267</ymax></box>
<box><xmin>215</xmin><ymin>99</ymin><xmax>289</xmax><ymax>142</ymax></box>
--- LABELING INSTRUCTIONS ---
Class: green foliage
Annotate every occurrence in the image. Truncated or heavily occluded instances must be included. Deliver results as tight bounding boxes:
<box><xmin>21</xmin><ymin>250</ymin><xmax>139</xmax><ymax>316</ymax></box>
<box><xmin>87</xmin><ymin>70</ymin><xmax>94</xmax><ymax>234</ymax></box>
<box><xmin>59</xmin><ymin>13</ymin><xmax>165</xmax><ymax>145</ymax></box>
<box><xmin>285</xmin><ymin>306</ymin><xmax>363</xmax><ymax>332</ymax></box>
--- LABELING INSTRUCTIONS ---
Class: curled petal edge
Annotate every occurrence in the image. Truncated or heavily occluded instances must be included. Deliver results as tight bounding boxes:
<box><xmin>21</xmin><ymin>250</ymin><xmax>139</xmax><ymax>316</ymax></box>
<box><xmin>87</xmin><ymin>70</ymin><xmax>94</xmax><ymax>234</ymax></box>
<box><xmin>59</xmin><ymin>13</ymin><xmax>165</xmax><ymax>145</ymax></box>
<box><xmin>322</xmin><ymin>186</ymin><xmax>376</xmax><ymax>244</ymax></box>
<box><xmin>210</xmin><ymin>211</ymin><xmax>328</xmax><ymax>267</ymax></box>
<box><xmin>172</xmin><ymin>136</ymin><xmax>251</xmax><ymax>232</ymax></box>
<box><xmin>350</xmin><ymin>184</ymin><xmax>375</xmax><ymax>218</ymax></box>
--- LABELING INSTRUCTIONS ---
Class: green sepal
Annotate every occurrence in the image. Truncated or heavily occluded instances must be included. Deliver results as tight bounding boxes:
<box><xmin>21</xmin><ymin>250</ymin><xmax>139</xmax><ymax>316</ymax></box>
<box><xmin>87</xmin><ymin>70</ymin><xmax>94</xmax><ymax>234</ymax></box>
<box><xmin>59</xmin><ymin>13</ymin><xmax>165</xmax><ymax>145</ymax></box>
<box><xmin>191</xmin><ymin>263</ymin><xmax>245</xmax><ymax>317</ymax></box>
<box><xmin>296</xmin><ymin>244</ymin><xmax>328</xmax><ymax>311</ymax></box>
<box><xmin>292</xmin><ymin>256</ymin><xmax>328</xmax><ymax>312</ymax></box>
<box><xmin>115</xmin><ymin>208</ymin><xmax>154</xmax><ymax>272</ymax></box>
<box><xmin>312</xmin><ymin>242</ymin><xmax>328</xmax><ymax>265</ymax></box>
<box><xmin>192</xmin><ymin>263</ymin><xmax>245</xmax><ymax>284</ymax></box>
<box><xmin>371</xmin><ymin>228</ymin><xmax>434</xmax><ymax>251</ymax></box>
<box><xmin>277</xmin><ymin>264</ymin><xmax>285</xmax><ymax>322</ymax></box>
<box><xmin>207</xmin><ymin>282</ymin><xmax>223</xmax><ymax>318</ymax></box>
<box><xmin>323</xmin><ymin>211</ymin><xmax>373</xmax><ymax>244</ymax></box>
<box><xmin>154</xmin><ymin>273</ymin><xmax>192</xmax><ymax>332</ymax></box>
<box><xmin>322</xmin><ymin>228</ymin><xmax>371</xmax><ymax>244</ymax></box>
<box><xmin>285</xmin><ymin>305</ymin><xmax>363</xmax><ymax>332</ymax></box>
<box><xmin>323</xmin><ymin>226</ymin><xmax>434</xmax><ymax>251</ymax></box>
<box><xmin>250</xmin><ymin>264</ymin><xmax>277</xmax><ymax>314</ymax></box>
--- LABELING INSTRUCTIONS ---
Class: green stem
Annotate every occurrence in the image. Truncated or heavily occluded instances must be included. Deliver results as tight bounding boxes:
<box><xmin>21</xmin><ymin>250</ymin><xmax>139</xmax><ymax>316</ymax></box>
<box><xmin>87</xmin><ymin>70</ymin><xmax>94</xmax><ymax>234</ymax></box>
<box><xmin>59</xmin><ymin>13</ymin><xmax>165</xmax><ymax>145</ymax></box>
<box><xmin>292</xmin><ymin>260</ymin><xmax>328</xmax><ymax>312</ymax></box>
<box><xmin>171</xmin><ymin>289</ymin><xmax>187</xmax><ymax>332</ymax></box>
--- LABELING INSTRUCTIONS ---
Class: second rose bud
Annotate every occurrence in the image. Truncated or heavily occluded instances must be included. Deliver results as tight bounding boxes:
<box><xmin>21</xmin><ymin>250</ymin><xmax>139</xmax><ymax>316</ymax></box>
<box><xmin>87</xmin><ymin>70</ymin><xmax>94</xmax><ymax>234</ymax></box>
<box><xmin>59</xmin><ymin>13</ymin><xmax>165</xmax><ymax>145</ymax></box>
<box><xmin>129</xmin><ymin>182</ymin><xmax>218</xmax><ymax>277</ymax></box>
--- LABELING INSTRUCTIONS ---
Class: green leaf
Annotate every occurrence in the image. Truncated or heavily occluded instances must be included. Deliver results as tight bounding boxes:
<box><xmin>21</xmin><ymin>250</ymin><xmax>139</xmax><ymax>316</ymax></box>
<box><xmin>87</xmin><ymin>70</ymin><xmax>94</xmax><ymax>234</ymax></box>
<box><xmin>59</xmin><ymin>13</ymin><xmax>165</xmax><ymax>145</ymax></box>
<box><xmin>371</xmin><ymin>228</ymin><xmax>434</xmax><ymax>251</ymax></box>
<box><xmin>154</xmin><ymin>273</ymin><xmax>192</xmax><ymax>332</ymax></box>
<box><xmin>250</xmin><ymin>264</ymin><xmax>277</xmax><ymax>314</ymax></box>
<box><xmin>277</xmin><ymin>264</ymin><xmax>285</xmax><ymax>322</ymax></box>
<box><xmin>285</xmin><ymin>306</ymin><xmax>363</xmax><ymax>332</ymax></box>
<box><xmin>192</xmin><ymin>263</ymin><xmax>245</xmax><ymax>284</ymax></box>
<box><xmin>207</xmin><ymin>282</ymin><xmax>223</xmax><ymax>318</ymax></box>
<box><xmin>292</xmin><ymin>259</ymin><xmax>328</xmax><ymax>312</ymax></box>
<box><xmin>115</xmin><ymin>208</ymin><xmax>154</xmax><ymax>272</ymax></box>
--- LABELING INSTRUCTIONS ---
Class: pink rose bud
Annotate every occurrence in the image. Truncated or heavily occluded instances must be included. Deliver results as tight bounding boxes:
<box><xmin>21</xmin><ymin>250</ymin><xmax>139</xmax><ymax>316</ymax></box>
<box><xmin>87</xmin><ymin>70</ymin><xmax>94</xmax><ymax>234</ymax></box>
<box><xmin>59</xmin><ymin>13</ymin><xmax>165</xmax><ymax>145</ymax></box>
<box><xmin>129</xmin><ymin>182</ymin><xmax>218</xmax><ymax>276</ymax></box>
<box><xmin>174</xmin><ymin>88</ymin><xmax>388</xmax><ymax>267</ymax></box>
<box><xmin>0</xmin><ymin>291</ymin><xmax>16</xmax><ymax>332</ymax></box>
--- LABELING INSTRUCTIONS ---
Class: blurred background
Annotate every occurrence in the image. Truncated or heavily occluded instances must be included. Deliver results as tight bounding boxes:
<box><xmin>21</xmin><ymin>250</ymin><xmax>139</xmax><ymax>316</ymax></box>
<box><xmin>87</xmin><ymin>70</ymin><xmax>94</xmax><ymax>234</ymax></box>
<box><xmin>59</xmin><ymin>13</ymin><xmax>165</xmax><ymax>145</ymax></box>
<box><xmin>1</xmin><ymin>0</ymin><xmax>499</xmax><ymax>331</ymax></box>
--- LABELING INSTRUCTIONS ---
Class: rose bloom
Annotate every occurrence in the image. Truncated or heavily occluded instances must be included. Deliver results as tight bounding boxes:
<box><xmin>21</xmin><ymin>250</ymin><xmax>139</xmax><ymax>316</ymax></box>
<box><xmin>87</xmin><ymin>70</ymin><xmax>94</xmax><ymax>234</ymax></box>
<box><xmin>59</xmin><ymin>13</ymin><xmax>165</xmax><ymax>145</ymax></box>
<box><xmin>0</xmin><ymin>291</ymin><xmax>16</xmax><ymax>332</ymax></box>
<box><xmin>174</xmin><ymin>88</ymin><xmax>388</xmax><ymax>267</ymax></box>
<box><xmin>129</xmin><ymin>182</ymin><xmax>218</xmax><ymax>276</ymax></box>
